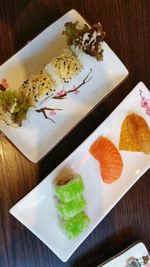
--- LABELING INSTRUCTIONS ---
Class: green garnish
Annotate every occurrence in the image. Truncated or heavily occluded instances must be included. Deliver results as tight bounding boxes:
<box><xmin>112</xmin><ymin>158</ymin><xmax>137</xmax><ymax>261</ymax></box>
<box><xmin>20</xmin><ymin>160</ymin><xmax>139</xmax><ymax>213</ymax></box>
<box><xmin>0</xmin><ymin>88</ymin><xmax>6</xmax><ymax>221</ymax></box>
<box><xmin>62</xmin><ymin>21</ymin><xmax>106</xmax><ymax>61</ymax></box>
<box><xmin>0</xmin><ymin>91</ymin><xmax>17</xmax><ymax>112</ymax></box>
<box><xmin>62</xmin><ymin>211</ymin><xmax>91</xmax><ymax>239</ymax></box>
<box><xmin>0</xmin><ymin>91</ymin><xmax>31</xmax><ymax>126</ymax></box>
<box><xmin>62</xmin><ymin>21</ymin><xmax>90</xmax><ymax>46</ymax></box>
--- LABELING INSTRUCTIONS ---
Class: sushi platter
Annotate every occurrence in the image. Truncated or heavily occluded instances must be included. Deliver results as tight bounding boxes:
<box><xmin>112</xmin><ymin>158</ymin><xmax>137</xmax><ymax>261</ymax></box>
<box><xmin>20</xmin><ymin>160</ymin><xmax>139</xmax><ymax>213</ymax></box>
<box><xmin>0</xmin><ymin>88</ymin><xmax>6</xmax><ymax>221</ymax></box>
<box><xmin>10</xmin><ymin>82</ymin><xmax>150</xmax><ymax>262</ymax></box>
<box><xmin>0</xmin><ymin>9</ymin><xmax>128</xmax><ymax>162</ymax></box>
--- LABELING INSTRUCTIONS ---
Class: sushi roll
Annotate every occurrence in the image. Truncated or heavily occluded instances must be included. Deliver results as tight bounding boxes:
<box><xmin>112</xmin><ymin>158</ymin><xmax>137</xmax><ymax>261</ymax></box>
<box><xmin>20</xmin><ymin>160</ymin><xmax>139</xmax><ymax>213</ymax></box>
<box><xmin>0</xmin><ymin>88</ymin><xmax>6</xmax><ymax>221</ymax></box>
<box><xmin>54</xmin><ymin>173</ymin><xmax>91</xmax><ymax>239</ymax></box>
<box><xmin>19</xmin><ymin>71</ymin><xmax>55</xmax><ymax>105</ymax></box>
<box><xmin>57</xmin><ymin>194</ymin><xmax>86</xmax><ymax>220</ymax></box>
<box><xmin>44</xmin><ymin>48</ymin><xmax>83</xmax><ymax>84</ymax></box>
<box><xmin>62</xmin><ymin>211</ymin><xmax>91</xmax><ymax>239</ymax></box>
<box><xmin>54</xmin><ymin>174</ymin><xmax>84</xmax><ymax>203</ymax></box>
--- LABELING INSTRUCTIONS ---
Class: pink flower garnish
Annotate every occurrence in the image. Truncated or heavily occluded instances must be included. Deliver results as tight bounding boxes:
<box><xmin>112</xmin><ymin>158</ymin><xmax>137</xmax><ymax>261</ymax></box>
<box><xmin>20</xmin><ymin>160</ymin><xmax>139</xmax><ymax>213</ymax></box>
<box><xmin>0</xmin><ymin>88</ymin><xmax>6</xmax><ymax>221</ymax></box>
<box><xmin>49</xmin><ymin>110</ymin><xmax>56</xmax><ymax>116</ymax></box>
<box><xmin>146</xmin><ymin>106</ymin><xmax>150</xmax><ymax>116</ymax></box>
<box><xmin>74</xmin><ymin>90</ymin><xmax>80</xmax><ymax>95</ymax></box>
<box><xmin>1</xmin><ymin>78</ymin><xmax>8</xmax><ymax>89</ymax></box>
<box><xmin>146</xmin><ymin>99</ymin><xmax>150</xmax><ymax>107</ymax></box>
<box><xmin>56</xmin><ymin>89</ymin><xmax>66</xmax><ymax>97</ymax></box>
<box><xmin>141</xmin><ymin>97</ymin><xmax>148</xmax><ymax>108</ymax></box>
<box><xmin>139</xmin><ymin>89</ymin><xmax>150</xmax><ymax>116</ymax></box>
<box><xmin>72</xmin><ymin>84</ymin><xmax>80</xmax><ymax>95</ymax></box>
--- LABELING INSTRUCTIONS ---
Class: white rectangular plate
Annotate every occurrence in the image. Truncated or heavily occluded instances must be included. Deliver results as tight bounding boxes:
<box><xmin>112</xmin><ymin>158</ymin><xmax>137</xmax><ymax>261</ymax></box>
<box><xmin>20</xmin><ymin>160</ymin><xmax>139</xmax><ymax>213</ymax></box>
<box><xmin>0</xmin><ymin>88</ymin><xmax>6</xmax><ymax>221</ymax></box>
<box><xmin>98</xmin><ymin>241</ymin><xmax>150</xmax><ymax>266</ymax></box>
<box><xmin>0</xmin><ymin>9</ymin><xmax>128</xmax><ymax>162</ymax></box>
<box><xmin>9</xmin><ymin>82</ymin><xmax>150</xmax><ymax>262</ymax></box>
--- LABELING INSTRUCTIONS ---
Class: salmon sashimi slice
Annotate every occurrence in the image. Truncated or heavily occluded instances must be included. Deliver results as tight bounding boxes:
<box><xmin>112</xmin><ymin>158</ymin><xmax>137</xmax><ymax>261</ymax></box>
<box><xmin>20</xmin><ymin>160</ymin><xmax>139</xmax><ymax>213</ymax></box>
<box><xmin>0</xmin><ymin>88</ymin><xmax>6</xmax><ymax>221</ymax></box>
<box><xmin>89</xmin><ymin>136</ymin><xmax>123</xmax><ymax>183</ymax></box>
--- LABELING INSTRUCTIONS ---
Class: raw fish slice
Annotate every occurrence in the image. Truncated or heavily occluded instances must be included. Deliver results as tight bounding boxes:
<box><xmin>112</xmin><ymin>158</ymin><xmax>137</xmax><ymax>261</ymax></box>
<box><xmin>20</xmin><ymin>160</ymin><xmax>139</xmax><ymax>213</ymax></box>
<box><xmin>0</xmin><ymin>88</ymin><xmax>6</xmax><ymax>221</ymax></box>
<box><xmin>89</xmin><ymin>136</ymin><xmax>123</xmax><ymax>183</ymax></box>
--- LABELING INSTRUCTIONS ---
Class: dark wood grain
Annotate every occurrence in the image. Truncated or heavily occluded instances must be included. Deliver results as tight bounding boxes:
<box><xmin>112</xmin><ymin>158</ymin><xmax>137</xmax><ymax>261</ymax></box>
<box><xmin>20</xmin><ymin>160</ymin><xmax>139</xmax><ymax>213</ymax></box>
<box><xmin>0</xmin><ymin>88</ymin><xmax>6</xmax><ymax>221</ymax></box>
<box><xmin>0</xmin><ymin>1</ymin><xmax>150</xmax><ymax>266</ymax></box>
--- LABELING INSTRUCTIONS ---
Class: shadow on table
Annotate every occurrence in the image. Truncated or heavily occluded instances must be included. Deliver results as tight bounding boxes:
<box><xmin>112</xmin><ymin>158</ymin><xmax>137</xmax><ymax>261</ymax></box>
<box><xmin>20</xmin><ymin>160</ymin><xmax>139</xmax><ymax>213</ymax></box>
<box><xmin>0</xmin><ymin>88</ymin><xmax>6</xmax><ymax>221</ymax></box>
<box><xmin>71</xmin><ymin>227</ymin><xmax>139</xmax><ymax>267</ymax></box>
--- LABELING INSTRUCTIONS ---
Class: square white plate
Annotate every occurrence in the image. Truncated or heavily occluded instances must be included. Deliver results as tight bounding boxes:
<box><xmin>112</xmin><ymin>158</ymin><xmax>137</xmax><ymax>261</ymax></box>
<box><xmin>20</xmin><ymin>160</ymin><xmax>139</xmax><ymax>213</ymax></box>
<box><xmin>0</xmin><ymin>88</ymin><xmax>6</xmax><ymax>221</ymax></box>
<box><xmin>9</xmin><ymin>82</ymin><xmax>150</xmax><ymax>262</ymax></box>
<box><xmin>0</xmin><ymin>9</ymin><xmax>128</xmax><ymax>162</ymax></box>
<box><xmin>98</xmin><ymin>241</ymin><xmax>150</xmax><ymax>266</ymax></box>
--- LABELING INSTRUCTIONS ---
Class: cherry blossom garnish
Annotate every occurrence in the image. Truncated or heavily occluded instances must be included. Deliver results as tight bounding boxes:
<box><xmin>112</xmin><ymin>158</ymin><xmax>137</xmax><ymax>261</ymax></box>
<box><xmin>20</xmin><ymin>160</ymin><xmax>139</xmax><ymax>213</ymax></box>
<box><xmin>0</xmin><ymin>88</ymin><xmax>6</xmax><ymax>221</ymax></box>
<box><xmin>139</xmin><ymin>89</ymin><xmax>150</xmax><ymax>116</ymax></box>
<box><xmin>49</xmin><ymin>110</ymin><xmax>56</xmax><ymax>116</ymax></box>
<box><xmin>56</xmin><ymin>89</ymin><xmax>67</xmax><ymax>98</ymax></box>
<box><xmin>141</xmin><ymin>98</ymin><xmax>149</xmax><ymax>108</ymax></box>
<box><xmin>36</xmin><ymin>69</ymin><xmax>93</xmax><ymax>108</ymax></box>
<box><xmin>52</xmin><ymin>68</ymin><xmax>93</xmax><ymax>100</ymax></box>
<box><xmin>72</xmin><ymin>84</ymin><xmax>80</xmax><ymax>95</ymax></box>
<box><xmin>74</xmin><ymin>89</ymin><xmax>80</xmax><ymax>95</ymax></box>
<box><xmin>36</xmin><ymin>107</ymin><xmax>62</xmax><ymax>123</ymax></box>
<box><xmin>146</xmin><ymin>106</ymin><xmax>150</xmax><ymax>116</ymax></box>
<box><xmin>35</xmin><ymin>69</ymin><xmax>93</xmax><ymax>123</ymax></box>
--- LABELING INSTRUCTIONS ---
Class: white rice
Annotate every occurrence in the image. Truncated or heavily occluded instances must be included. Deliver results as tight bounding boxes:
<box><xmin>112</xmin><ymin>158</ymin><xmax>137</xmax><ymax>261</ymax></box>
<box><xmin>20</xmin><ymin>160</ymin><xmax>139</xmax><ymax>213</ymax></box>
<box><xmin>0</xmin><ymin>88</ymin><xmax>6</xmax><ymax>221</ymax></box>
<box><xmin>44</xmin><ymin>63</ymin><xmax>64</xmax><ymax>89</ymax></box>
<box><xmin>70</xmin><ymin>44</ymin><xmax>96</xmax><ymax>66</ymax></box>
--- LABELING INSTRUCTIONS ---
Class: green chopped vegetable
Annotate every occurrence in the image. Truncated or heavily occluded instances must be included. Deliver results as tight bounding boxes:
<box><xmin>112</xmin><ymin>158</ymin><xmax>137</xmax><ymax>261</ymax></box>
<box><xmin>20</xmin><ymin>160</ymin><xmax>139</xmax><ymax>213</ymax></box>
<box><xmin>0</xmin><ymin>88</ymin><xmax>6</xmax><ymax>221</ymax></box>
<box><xmin>0</xmin><ymin>91</ymin><xmax>17</xmax><ymax>112</ymax></box>
<box><xmin>55</xmin><ymin>174</ymin><xmax>84</xmax><ymax>202</ymax></box>
<box><xmin>0</xmin><ymin>90</ymin><xmax>31</xmax><ymax>126</ymax></box>
<box><xmin>62</xmin><ymin>21</ymin><xmax>90</xmax><ymax>46</ymax></box>
<box><xmin>57</xmin><ymin>194</ymin><xmax>86</xmax><ymax>220</ymax></box>
<box><xmin>62</xmin><ymin>21</ymin><xmax>106</xmax><ymax>61</ymax></box>
<box><xmin>62</xmin><ymin>211</ymin><xmax>91</xmax><ymax>239</ymax></box>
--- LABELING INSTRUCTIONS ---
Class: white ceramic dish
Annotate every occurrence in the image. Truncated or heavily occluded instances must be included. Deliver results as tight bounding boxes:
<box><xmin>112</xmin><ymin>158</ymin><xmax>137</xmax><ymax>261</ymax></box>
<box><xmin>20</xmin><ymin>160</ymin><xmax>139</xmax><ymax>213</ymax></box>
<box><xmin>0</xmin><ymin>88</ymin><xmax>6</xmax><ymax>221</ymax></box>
<box><xmin>98</xmin><ymin>241</ymin><xmax>150</xmax><ymax>266</ymax></box>
<box><xmin>10</xmin><ymin>82</ymin><xmax>150</xmax><ymax>262</ymax></box>
<box><xmin>0</xmin><ymin>9</ymin><xmax>128</xmax><ymax>162</ymax></box>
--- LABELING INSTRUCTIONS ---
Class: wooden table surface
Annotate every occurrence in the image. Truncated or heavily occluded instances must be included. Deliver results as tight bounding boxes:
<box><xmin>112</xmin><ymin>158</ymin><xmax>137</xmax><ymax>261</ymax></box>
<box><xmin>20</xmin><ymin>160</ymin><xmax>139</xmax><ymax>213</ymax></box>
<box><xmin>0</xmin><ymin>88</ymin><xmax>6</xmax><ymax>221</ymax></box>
<box><xmin>0</xmin><ymin>1</ymin><xmax>150</xmax><ymax>266</ymax></box>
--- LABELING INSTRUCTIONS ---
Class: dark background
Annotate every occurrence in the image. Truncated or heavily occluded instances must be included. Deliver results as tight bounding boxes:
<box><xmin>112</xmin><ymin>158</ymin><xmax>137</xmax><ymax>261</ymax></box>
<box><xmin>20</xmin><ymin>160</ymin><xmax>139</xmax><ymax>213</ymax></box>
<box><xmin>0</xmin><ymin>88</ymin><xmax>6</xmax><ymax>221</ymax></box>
<box><xmin>0</xmin><ymin>1</ymin><xmax>150</xmax><ymax>266</ymax></box>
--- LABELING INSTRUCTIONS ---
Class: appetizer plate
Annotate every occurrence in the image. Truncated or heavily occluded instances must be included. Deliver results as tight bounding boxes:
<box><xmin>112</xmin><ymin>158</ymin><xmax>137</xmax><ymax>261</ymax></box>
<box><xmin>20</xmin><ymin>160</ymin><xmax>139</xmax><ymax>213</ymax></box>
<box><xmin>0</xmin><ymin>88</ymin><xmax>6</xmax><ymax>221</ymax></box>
<box><xmin>10</xmin><ymin>82</ymin><xmax>150</xmax><ymax>262</ymax></box>
<box><xmin>0</xmin><ymin>9</ymin><xmax>128</xmax><ymax>162</ymax></box>
<box><xmin>98</xmin><ymin>241</ymin><xmax>150</xmax><ymax>266</ymax></box>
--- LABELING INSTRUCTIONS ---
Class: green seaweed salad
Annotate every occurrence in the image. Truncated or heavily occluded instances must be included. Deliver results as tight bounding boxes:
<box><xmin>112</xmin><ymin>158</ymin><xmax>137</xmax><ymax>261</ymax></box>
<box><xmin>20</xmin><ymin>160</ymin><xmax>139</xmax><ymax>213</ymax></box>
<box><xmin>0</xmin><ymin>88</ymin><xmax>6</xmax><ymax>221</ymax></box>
<box><xmin>0</xmin><ymin>90</ymin><xmax>31</xmax><ymax>126</ymax></box>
